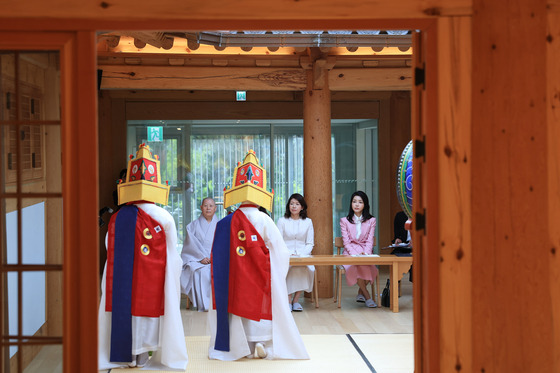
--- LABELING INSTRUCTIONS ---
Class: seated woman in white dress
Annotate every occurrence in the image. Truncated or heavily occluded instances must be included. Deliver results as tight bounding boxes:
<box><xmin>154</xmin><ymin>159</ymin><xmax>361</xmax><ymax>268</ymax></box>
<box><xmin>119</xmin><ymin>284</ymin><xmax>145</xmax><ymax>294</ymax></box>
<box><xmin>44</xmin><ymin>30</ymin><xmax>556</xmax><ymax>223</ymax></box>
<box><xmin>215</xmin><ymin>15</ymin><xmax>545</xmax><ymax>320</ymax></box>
<box><xmin>276</xmin><ymin>193</ymin><xmax>314</xmax><ymax>312</ymax></box>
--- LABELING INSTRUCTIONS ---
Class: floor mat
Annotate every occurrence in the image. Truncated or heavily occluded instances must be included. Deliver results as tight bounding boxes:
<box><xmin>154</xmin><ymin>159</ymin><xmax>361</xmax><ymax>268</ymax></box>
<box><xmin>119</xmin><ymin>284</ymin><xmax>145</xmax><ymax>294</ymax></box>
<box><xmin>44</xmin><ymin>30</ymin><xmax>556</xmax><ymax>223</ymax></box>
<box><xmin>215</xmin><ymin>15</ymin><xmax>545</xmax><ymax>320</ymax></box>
<box><xmin>349</xmin><ymin>333</ymin><xmax>414</xmax><ymax>373</ymax></box>
<box><xmin>104</xmin><ymin>334</ymin><xmax>413</xmax><ymax>373</ymax></box>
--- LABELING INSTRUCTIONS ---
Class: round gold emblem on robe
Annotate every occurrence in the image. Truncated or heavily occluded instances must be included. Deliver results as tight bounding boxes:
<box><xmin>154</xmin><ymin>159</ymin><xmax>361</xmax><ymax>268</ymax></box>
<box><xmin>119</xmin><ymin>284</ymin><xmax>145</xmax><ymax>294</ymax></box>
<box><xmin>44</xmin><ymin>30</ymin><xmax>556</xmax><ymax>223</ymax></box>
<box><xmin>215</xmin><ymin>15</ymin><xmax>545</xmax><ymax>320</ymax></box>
<box><xmin>140</xmin><ymin>244</ymin><xmax>150</xmax><ymax>255</ymax></box>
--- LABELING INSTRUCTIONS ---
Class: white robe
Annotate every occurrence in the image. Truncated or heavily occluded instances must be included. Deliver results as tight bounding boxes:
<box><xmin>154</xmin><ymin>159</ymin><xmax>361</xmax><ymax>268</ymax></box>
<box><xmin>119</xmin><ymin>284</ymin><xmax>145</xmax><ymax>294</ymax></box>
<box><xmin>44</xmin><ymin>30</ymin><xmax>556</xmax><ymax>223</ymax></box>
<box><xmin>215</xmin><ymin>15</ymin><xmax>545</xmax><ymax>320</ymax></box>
<box><xmin>277</xmin><ymin>217</ymin><xmax>315</xmax><ymax>294</ymax></box>
<box><xmin>208</xmin><ymin>206</ymin><xmax>309</xmax><ymax>361</ymax></box>
<box><xmin>98</xmin><ymin>203</ymin><xmax>188</xmax><ymax>371</ymax></box>
<box><xmin>180</xmin><ymin>214</ymin><xmax>218</xmax><ymax>311</ymax></box>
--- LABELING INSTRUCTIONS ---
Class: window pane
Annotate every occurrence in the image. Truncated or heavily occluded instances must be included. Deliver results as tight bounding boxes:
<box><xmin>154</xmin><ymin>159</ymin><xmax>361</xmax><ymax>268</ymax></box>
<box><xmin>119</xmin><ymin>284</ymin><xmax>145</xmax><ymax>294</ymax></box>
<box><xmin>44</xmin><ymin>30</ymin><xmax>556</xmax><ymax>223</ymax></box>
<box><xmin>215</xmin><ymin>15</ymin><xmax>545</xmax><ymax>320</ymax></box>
<box><xmin>1</xmin><ymin>50</ymin><xmax>63</xmax><ymax>373</ymax></box>
<box><xmin>24</xmin><ymin>345</ymin><xmax>62</xmax><ymax>373</ymax></box>
<box><xmin>124</xmin><ymin>119</ymin><xmax>380</xmax><ymax>252</ymax></box>
<box><xmin>273</xmin><ymin>129</ymin><xmax>304</xmax><ymax>220</ymax></box>
<box><xmin>0</xmin><ymin>52</ymin><xmax>16</xmax><ymax>121</ymax></box>
<box><xmin>17</xmin><ymin>125</ymin><xmax>61</xmax><ymax>194</ymax></box>
<box><xmin>43</xmin><ymin>270</ymin><xmax>63</xmax><ymax>338</ymax></box>
<box><xmin>3</xmin><ymin>198</ymin><xmax>62</xmax><ymax>266</ymax></box>
<box><xmin>3</xmin><ymin>270</ymin><xmax>62</xmax><ymax>371</ymax></box>
<box><xmin>190</xmin><ymin>132</ymin><xmax>270</xmax><ymax>222</ymax></box>
<box><xmin>332</xmin><ymin>121</ymin><xmax>379</xmax><ymax>252</ymax></box>
<box><xmin>1</xmin><ymin>125</ymin><xmax>18</xmax><ymax>191</ymax></box>
<box><xmin>3</xmin><ymin>198</ymin><xmax>18</xmax><ymax>265</ymax></box>
<box><xmin>22</xmin><ymin>197</ymin><xmax>62</xmax><ymax>266</ymax></box>
<box><xmin>5</xmin><ymin>271</ymin><xmax>18</xmax><ymax>352</ymax></box>
<box><xmin>21</xmin><ymin>344</ymin><xmax>62</xmax><ymax>373</ymax></box>
<box><xmin>20</xmin><ymin>270</ymin><xmax>62</xmax><ymax>339</ymax></box>
<box><xmin>3</xmin><ymin>344</ymin><xmax>20</xmax><ymax>372</ymax></box>
<box><xmin>21</xmin><ymin>271</ymin><xmax>47</xmax><ymax>337</ymax></box>
<box><xmin>18</xmin><ymin>53</ymin><xmax>60</xmax><ymax>122</ymax></box>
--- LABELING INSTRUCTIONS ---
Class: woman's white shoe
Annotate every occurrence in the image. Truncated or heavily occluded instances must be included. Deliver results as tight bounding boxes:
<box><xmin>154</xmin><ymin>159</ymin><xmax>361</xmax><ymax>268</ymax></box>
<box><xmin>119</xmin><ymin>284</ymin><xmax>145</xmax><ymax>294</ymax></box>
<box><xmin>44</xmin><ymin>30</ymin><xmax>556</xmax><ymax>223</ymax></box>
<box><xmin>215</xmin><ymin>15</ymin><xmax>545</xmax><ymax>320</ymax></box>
<box><xmin>255</xmin><ymin>342</ymin><xmax>267</xmax><ymax>358</ymax></box>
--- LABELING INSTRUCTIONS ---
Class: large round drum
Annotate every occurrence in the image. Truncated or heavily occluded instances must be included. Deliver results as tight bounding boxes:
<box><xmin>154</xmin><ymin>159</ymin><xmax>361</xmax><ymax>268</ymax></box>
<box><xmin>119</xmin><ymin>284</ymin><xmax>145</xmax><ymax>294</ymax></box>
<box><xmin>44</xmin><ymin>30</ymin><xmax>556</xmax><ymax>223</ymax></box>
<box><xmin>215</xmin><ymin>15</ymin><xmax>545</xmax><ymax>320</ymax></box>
<box><xmin>396</xmin><ymin>140</ymin><xmax>413</xmax><ymax>219</ymax></box>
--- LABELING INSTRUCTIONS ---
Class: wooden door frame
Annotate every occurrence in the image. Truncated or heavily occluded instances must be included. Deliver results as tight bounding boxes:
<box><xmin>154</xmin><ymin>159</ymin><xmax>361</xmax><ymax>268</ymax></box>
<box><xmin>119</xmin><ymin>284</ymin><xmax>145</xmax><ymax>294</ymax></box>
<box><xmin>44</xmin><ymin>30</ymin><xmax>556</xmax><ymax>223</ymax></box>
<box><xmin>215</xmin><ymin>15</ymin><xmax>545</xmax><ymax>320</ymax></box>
<box><xmin>0</xmin><ymin>18</ymin><xmax>440</xmax><ymax>373</ymax></box>
<box><xmin>0</xmin><ymin>31</ymin><xmax>99</xmax><ymax>373</ymax></box>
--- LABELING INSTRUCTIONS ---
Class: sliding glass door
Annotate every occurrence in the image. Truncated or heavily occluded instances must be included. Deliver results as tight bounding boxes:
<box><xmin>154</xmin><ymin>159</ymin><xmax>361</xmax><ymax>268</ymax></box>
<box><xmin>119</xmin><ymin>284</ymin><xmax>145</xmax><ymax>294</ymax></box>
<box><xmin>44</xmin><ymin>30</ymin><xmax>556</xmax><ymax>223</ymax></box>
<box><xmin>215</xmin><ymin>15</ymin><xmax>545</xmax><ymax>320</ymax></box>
<box><xmin>127</xmin><ymin>119</ymin><xmax>378</xmax><ymax>251</ymax></box>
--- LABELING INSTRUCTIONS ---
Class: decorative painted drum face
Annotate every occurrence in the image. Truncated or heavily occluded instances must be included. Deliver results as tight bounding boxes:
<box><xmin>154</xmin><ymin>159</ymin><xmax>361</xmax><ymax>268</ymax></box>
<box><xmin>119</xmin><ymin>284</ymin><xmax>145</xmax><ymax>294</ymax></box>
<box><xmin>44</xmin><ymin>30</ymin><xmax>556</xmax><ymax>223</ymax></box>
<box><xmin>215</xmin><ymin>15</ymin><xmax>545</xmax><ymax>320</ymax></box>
<box><xmin>129</xmin><ymin>159</ymin><xmax>158</xmax><ymax>182</ymax></box>
<box><xmin>396</xmin><ymin>140</ymin><xmax>413</xmax><ymax>219</ymax></box>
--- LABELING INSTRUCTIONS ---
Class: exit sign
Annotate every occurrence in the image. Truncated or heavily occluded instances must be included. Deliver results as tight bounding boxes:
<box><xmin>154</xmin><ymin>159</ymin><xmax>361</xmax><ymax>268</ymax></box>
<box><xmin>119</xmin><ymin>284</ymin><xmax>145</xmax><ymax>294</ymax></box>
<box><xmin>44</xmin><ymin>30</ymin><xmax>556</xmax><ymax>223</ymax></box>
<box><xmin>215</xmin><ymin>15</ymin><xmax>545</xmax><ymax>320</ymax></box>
<box><xmin>236</xmin><ymin>91</ymin><xmax>247</xmax><ymax>101</ymax></box>
<box><xmin>147</xmin><ymin>126</ymin><xmax>163</xmax><ymax>142</ymax></box>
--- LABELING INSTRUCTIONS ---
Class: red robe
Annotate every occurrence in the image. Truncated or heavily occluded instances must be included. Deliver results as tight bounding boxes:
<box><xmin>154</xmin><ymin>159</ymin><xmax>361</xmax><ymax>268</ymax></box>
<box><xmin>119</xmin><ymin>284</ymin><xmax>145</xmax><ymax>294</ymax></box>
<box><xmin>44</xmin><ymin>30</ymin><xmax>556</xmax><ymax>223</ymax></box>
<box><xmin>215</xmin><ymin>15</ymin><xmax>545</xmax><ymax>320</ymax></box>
<box><xmin>105</xmin><ymin>205</ymin><xmax>167</xmax><ymax>317</ymax></box>
<box><xmin>211</xmin><ymin>209</ymin><xmax>272</xmax><ymax>351</ymax></box>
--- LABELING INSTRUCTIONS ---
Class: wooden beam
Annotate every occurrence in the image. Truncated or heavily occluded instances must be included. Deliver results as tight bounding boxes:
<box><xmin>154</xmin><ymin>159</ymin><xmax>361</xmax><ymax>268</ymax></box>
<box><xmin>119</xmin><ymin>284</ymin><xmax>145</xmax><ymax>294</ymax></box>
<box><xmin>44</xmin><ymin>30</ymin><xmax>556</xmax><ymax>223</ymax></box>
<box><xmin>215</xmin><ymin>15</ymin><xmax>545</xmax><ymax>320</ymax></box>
<box><xmin>330</xmin><ymin>67</ymin><xmax>412</xmax><ymax>91</ymax></box>
<box><xmin>107</xmin><ymin>90</ymin><xmax>300</xmax><ymax>101</ymax></box>
<box><xmin>0</xmin><ymin>0</ymin><xmax>471</xmax><ymax>23</ymax></box>
<box><xmin>126</xmin><ymin>101</ymin><xmax>304</xmax><ymax>119</ymax></box>
<box><xmin>124</xmin><ymin>100</ymin><xmax>380</xmax><ymax>120</ymax></box>
<box><xmin>101</xmin><ymin>65</ymin><xmax>411</xmax><ymax>91</ymax></box>
<box><xmin>101</xmin><ymin>65</ymin><xmax>307</xmax><ymax>90</ymax></box>
<box><xmin>105</xmin><ymin>89</ymin><xmax>393</xmax><ymax>101</ymax></box>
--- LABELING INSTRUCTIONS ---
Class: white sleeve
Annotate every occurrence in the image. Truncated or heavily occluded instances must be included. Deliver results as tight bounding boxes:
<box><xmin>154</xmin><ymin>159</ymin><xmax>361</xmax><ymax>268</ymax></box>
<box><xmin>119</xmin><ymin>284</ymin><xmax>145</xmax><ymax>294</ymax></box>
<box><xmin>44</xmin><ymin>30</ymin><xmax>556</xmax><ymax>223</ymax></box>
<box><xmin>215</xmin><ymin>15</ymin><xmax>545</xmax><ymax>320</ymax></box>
<box><xmin>276</xmin><ymin>217</ymin><xmax>285</xmax><ymax>238</ymax></box>
<box><xmin>302</xmin><ymin>219</ymin><xmax>314</xmax><ymax>255</ymax></box>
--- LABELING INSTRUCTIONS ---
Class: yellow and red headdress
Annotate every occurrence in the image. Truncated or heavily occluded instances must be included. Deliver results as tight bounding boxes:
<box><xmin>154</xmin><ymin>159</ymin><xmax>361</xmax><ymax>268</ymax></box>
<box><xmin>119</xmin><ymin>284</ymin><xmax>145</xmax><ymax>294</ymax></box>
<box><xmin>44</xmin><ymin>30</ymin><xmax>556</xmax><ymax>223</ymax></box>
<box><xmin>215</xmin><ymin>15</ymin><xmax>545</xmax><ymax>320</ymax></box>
<box><xmin>117</xmin><ymin>143</ymin><xmax>170</xmax><ymax>205</ymax></box>
<box><xmin>223</xmin><ymin>150</ymin><xmax>273</xmax><ymax>211</ymax></box>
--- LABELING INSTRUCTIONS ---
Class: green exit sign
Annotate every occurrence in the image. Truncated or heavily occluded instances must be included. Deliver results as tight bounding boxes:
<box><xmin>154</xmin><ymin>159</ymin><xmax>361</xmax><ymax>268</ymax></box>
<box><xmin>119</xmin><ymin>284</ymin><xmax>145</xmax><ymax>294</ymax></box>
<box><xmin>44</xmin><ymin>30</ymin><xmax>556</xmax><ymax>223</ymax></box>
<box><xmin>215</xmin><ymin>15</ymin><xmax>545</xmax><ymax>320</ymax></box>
<box><xmin>147</xmin><ymin>126</ymin><xmax>163</xmax><ymax>142</ymax></box>
<box><xmin>236</xmin><ymin>91</ymin><xmax>247</xmax><ymax>101</ymax></box>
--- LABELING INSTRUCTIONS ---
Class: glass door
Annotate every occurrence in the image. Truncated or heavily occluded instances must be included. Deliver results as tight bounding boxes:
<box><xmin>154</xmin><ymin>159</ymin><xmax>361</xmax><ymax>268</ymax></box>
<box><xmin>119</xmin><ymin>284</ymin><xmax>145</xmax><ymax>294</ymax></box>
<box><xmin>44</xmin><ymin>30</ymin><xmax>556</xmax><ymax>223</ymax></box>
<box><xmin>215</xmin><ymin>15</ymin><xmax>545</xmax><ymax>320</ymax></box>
<box><xmin>1</xmin><ymin>51</ymin><xmax>63</xmax><ymax>373</ymax></box>
<box><xmin>0</xmin><ymin>31</ymin><xmax>99</xmax><ymax>373</ymax></box>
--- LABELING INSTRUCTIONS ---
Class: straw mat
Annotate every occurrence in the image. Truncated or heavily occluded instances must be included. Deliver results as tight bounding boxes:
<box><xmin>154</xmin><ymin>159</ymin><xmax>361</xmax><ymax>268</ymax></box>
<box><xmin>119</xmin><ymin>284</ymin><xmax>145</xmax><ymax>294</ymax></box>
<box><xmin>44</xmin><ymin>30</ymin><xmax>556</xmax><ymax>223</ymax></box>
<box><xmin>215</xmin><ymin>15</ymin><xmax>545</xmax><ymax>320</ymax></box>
<box><xmin>105</xmin><ymin>333</ymin><xmax>413</xmax><ymax>373</ymax></box>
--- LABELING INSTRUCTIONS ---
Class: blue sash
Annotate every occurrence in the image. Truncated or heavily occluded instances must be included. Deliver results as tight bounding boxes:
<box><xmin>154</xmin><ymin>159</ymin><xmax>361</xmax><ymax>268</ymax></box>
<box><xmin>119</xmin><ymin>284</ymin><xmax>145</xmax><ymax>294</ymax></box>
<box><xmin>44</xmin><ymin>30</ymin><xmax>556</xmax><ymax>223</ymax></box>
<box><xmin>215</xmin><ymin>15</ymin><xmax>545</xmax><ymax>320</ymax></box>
<box><xmin>109</xmin><ymin>205</ymin><xmax>137</xmax><ymax>362</ymax></box>
<box><xmin>212</xmin><ymin>213</ymin><xmax>233</xmax><ymax>351</ymax></box>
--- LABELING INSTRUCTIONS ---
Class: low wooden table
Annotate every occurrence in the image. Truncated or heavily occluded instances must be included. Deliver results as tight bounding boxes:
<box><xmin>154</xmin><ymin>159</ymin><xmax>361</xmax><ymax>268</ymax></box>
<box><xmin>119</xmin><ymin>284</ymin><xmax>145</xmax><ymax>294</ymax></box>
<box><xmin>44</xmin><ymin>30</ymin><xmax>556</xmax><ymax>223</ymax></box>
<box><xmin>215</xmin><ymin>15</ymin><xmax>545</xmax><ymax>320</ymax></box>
<box><xmin>289</xmin><ymin>254</ymin><xmax>413</xmax><ymax>312</ymax></box>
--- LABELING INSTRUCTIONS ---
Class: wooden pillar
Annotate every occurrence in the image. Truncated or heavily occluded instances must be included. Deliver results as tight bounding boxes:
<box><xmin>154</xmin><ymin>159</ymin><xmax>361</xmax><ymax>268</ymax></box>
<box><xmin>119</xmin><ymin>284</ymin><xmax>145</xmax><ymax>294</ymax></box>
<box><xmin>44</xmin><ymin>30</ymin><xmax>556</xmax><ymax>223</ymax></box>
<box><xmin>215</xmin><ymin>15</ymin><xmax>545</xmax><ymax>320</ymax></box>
<box><xmin>303</xmin><ymin>49</ymin><xmax>333</xmax><ymax>298</ymax></box>
<box><xmin>436</xmin><ymin>16</ymin><xmax>473</xmax><ymax>373</ymax></box>
<box><xmin>547</xmin><ymin>8</ymin><xmax>560</xmax><ymax>372</ymax></box>
<box><xmin>378</xmin><ymin>95</ymin><xmax>391</xmax><ymax>249</ymax></box>
<box><xmin>64</xmin><ymin>31</ymin><xmax>99</xmax><ymax>373</ymax></box>
<box><xmin>471</xmin><ymin>0</ymin><xmax>555</xmax><ymax>371</ymax></box>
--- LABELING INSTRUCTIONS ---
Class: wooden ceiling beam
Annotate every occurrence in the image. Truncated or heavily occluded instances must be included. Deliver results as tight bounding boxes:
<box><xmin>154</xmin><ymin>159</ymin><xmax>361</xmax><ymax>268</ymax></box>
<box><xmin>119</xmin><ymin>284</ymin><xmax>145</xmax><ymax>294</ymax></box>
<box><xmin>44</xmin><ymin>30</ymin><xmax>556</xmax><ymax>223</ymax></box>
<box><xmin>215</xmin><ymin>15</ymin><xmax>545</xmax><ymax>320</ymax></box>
<box><xmin>100</xmin><ymin>65</ymin><xmax>411</xmax><ymax>91</ymax></box>
<box><xmin>105</xmin><ymin>89</ymin><xmax>394</xmax><ymax>101</ymax></box>
<box><xmin>124</xmin><ymin>100</ymin><xmax>380</xmax><ymax>120</ymax></box>
<box><xmin>330</xmin><ymin>67</ymin><xmax>412</xmax><ymax>91</ymax></box>
<box><xmin>100</xmin><ymin>65</ymin><xmax>307</xmax><ymax>90</ymax></box>
<box><xmin>0</xmin><ymin>0</ymin><xmax>471</xmax><ymax>21</ymax></box>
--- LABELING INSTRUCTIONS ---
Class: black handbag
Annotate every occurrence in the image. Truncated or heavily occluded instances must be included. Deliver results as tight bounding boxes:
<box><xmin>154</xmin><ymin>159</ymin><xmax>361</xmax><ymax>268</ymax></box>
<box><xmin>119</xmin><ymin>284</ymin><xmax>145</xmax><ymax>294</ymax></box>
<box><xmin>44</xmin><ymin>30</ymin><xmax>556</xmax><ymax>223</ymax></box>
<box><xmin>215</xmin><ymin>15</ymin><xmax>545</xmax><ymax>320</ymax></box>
<box><xmin>381</xmin><ymin>279</ymin><xmax>390</xmax><ymax>307</ymax></box>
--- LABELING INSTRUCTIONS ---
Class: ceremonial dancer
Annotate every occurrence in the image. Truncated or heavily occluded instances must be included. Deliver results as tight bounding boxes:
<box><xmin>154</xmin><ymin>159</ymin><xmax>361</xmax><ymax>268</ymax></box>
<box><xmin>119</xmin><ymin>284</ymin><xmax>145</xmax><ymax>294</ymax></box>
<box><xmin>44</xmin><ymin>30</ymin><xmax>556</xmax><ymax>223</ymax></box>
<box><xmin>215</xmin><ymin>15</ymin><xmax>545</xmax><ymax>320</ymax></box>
<box><xmin>98</xmin><ymin>144</ymin><xmax>188</xmax><ymax>370</ymax></box>
<box><xmin>180</xmin><ymin>197</ymin><xmax>218</xmax><ymax>311</ymax></box>
<box><xmin>208</xmin><ymin>150</ymin><xmax>309</xmax><ymax>361</ymax></box>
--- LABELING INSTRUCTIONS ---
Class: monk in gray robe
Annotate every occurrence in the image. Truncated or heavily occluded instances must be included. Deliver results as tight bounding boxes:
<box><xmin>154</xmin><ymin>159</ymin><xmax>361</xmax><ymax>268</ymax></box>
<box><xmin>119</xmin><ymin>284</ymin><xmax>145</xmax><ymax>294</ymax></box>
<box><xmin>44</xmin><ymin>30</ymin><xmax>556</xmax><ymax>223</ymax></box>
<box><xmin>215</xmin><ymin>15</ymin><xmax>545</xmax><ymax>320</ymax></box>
<box><xmin>180</xmin><ymin>197</ymin><xmax>218</xmax><ymax>311</ymax></box>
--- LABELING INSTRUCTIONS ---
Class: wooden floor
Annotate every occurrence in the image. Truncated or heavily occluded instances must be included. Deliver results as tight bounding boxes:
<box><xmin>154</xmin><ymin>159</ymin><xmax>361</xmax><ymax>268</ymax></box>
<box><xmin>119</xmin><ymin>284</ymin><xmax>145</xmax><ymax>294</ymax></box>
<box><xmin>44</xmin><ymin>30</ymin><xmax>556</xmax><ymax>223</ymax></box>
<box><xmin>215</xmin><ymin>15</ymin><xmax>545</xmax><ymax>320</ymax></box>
<box><xmin>182</xmin><ymin>266</ymin><xmax>414</xmax><ymax>336</ymax></box>
<box><xmin>19</xmin><ymin>267</ymin><xmax>413</xmax><ymax>372</ymax></box>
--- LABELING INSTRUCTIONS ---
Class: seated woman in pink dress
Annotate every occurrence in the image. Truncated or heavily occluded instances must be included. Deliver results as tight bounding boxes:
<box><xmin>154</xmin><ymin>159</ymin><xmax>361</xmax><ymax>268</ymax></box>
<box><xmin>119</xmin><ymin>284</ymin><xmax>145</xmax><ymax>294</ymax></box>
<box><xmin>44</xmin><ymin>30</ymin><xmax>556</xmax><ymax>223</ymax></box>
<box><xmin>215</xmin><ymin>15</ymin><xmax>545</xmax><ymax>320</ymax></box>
<box><xmin>339</xmin><ymin>191</ymin><xmax>378</xmax><ymax>308</ymax></box>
